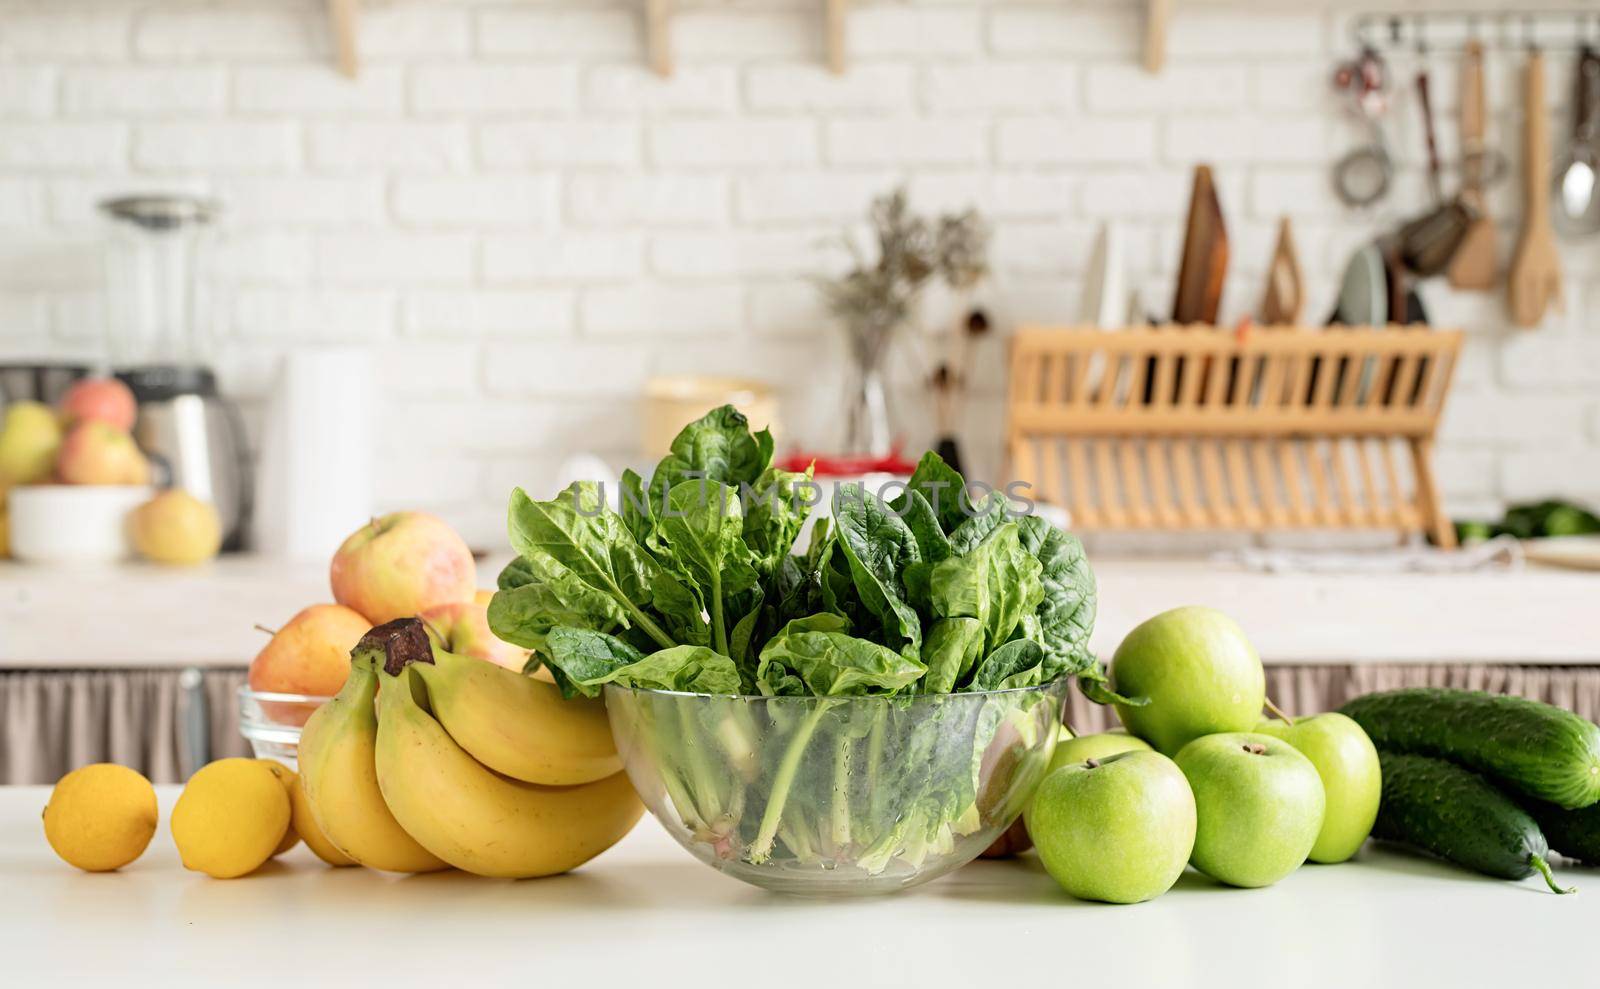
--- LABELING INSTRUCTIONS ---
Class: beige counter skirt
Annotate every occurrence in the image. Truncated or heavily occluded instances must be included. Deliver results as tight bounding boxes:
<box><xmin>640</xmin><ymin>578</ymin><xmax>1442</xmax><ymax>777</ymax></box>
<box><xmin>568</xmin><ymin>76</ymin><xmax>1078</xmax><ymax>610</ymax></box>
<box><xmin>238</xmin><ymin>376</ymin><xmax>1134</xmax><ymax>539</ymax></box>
<box><xmin>5</xmin><ymin>665</ymin><xmax>1600</xmax><ymax>785</ymax></box>
<box><xmin>2</xmin><ymin>669</ymin><xmax>252</xmax><ymax>785</ymax></box>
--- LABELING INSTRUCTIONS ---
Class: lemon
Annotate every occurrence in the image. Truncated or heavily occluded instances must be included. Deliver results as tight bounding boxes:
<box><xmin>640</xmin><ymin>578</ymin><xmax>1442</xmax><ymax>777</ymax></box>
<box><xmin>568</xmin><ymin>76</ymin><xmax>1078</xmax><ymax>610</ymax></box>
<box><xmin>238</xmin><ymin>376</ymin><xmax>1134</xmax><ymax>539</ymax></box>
<box><xmin>256</xmin><ymin>760</ymin><xmax>301</xmax><ymax>857</ymax></box>
<box><xmin>289</xmin><ymin>773</ymin><xmax>356</xmax><ymax>867</ymax></box>
<box><xmin>170</xmin><ymin>759</ymin><xmax>291</xmax><ymax>879</ymax></box>
<box><xmin>43</xmin><ymin>764</ymin><xmax>158</xmax><ymax>872</ymax></box>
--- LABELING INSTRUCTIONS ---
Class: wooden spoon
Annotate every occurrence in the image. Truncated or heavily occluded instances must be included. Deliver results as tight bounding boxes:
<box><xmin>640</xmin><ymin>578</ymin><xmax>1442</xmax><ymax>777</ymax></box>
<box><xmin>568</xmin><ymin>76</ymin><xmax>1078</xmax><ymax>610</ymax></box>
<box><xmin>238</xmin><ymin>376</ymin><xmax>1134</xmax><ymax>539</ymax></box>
<box><xmin>1449</xmin><ymin>40</ymin><xmax>1497</xmax><ymax>290</ymax></box>
<box><xmin>1508</xmin><ymin>49</ymin><xmax>1564</xmax><ymax>328</ymax></box>
<box><xmin>1261</xmin><ymin>216</ymin><xmax>1304</xmax><ymax>325</ymax></box>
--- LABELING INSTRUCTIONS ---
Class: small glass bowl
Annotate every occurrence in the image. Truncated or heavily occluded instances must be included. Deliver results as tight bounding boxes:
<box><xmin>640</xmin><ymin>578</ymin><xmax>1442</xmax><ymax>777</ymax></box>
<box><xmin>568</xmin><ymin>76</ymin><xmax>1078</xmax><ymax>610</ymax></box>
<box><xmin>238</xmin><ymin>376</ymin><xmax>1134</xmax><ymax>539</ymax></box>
<box><xmin>237</xmin><ymin>686</ymin><xmax>330</xmax><ymax>769</ymax></box>
<box><xmin>605</xmin><ymin>679</ymin><xmax>1067</xmax><ymax>896</ymax></box>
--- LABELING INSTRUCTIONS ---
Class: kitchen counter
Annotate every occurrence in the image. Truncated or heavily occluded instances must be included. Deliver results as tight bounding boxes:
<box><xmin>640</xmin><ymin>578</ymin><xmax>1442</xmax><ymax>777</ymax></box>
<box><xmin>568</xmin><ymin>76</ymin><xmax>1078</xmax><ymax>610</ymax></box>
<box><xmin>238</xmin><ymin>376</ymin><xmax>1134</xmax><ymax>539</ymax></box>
<box><xmin>1</xmin><ymin>785</ymin><xmax>1593</xmax><ymax>987</ymax></box>
<box><xmin>3</xmin><ymin>554</ymin><xmax>1597</xmax><ymax>669</ymax></box>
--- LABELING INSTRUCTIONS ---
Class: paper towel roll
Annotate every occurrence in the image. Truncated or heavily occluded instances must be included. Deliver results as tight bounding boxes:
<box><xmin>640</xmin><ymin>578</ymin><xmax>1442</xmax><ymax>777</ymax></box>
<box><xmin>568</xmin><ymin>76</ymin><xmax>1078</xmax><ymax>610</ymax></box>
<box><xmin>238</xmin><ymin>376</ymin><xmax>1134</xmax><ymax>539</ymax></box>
<box><xmin>253</xmin><ymin>349</ymin><xmax>373</xmax><ymax>560</ymax></box>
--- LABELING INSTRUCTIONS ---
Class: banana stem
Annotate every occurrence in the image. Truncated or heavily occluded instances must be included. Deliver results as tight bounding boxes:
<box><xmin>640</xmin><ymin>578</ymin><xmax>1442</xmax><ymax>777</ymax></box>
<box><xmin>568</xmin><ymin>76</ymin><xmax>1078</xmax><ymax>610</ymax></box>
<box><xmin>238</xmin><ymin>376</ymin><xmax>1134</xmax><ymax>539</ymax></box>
<box><xmin>1531</xmin><ymin>855</ymin><xmax>1576</xmax><ymax>895</ymax></box>
<box><xmin>749</xmin><ymin>700</ymin><xmax>832</xmax><ymax>863</ymax></box>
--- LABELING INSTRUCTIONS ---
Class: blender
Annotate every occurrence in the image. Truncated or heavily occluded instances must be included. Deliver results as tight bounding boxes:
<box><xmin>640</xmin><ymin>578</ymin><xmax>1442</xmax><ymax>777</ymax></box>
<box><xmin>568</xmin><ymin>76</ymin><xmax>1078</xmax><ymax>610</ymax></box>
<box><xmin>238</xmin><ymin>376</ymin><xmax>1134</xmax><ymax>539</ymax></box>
<box><xmin>100</xmin><ymin>194</ymin><xmax>251</xmax><ymax>550</ymax></box>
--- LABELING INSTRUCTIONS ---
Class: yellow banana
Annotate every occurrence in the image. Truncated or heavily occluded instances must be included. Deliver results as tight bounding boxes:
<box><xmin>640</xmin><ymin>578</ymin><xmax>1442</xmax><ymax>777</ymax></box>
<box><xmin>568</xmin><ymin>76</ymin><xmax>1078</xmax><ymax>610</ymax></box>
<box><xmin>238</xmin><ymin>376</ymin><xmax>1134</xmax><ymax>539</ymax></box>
<box><xmin>296</xmin><ymin>625</ymin><xmax>449</xmax><ymax>874</ymax></box>
<box><xmin>375</xmin><ymin>663</ymin><xmax>644</xmax><ymax>879</ymax></box>
<box><xmin>411</xmin><ymin>645</ymin><xmax>621</xmax><ymax>786</ymax></box>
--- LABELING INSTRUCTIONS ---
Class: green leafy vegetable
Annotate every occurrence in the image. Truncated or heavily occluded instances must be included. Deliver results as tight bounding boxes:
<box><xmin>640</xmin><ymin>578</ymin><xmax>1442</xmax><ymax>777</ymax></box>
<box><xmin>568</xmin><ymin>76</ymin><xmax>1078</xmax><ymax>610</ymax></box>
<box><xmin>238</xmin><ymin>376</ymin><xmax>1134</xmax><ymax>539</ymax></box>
<box><xmin>488</xmin><ymin>404</ymin><xmax>1104</xmax><ymax>877</ymax></box>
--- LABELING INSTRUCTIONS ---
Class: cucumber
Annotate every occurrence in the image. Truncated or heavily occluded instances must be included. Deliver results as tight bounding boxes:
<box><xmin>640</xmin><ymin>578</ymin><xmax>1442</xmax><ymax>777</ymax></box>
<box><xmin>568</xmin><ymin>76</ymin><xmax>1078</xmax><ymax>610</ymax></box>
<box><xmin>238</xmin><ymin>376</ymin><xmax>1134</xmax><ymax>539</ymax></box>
<box><xmin>1340</xmin><ymin>688</ymin><xmax>1600</xmax><ymax>810</ymax></box>
<box><xmin>1523</xmin><ymin>799</ymin><xmax>1600</xmax><ymax>864</ymax></box>
<box><xmin>1374</xmin><ymin>752</ymin><xmax>1572</xmax><ymax>894</ymax></box>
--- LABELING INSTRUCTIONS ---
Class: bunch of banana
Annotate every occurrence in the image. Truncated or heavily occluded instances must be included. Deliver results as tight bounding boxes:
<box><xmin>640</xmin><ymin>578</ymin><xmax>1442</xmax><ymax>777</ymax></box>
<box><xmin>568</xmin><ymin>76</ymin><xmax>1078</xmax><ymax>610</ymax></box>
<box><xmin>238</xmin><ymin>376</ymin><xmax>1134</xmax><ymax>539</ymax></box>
<box><xmin>298</xmin><ymin>618</ymin><xmax>643</xmax><ymax>878</ymax></box>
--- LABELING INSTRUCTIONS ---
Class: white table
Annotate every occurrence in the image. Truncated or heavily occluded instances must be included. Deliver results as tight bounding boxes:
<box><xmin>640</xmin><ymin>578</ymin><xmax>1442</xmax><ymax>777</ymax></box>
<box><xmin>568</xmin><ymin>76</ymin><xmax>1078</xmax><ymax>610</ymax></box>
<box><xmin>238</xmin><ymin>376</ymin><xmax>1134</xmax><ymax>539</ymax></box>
<box><xmin>4</xmin><ymin>554</ymin><xmax>1598</xmax><ymax>668</ymax></box>
<box><xmin>1</xmin><ymin>785</ymin><xmax>1593</xmax><ymax>987</ymax></box>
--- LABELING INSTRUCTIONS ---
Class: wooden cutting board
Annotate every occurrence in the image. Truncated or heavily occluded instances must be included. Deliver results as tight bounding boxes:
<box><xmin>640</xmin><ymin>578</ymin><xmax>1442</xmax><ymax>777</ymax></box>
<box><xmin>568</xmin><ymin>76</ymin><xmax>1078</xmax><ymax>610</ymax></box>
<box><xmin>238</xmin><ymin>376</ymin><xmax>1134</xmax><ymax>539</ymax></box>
<box><xmin>1261</xmin><ymin>216</ymin><xmax>1304</xmax><ymax>325</ymax></box>
<box><xmin>1172</xmin><ymin>164</ymin><xmax>1228</xmax><ymax>324</ymax></box>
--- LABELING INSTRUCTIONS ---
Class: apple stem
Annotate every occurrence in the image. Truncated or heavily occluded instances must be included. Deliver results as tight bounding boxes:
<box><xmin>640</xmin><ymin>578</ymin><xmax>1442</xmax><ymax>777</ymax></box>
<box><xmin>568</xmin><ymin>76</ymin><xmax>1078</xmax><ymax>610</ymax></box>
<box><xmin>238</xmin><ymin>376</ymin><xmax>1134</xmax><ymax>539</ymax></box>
<box><xmin>1531</xmin><ymin>855</ymin><xmax>1576</xmax><ymax>895</ymax></box>
<box><xmin>253</xmin><ymin>623</ymin><xmax>278</xmax><ymax>637</ymax></box>
<box><xmin>1263</xmin><ymin>696</ymin><xmax>1294</xmax><ymax>727</ymax></box>
<box><xmin>1061</xmin><ymin>722</ymin><xmax>1078</xmax><ymax>739</ymax></box>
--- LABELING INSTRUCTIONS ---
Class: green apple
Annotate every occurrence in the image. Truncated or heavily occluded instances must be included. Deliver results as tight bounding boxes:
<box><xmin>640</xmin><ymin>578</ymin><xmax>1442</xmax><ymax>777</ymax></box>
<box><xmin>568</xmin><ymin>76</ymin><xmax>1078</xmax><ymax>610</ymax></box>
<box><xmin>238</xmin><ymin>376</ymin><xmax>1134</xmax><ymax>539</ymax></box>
<box><xmin>1025</xmin><ymin>750</ymin><xmax>1196</xmax><ymax>904</ymax></box>
<box><xmin>1175</xmin><ymin>731</ymin><xmax>1324</xmax><ymax>888</ymax></box>
<box><xmin>1048</xmin><ymin>727</ymin><xmax>1152</xmax><ymax>774</ymax></box>
<box><xmin>1256</xmin><ymin>713</ymin><xmax>1380</xmax><ymax>864</ymax></box>
<box><xmin>1110</xmin><ymin>606</ymin><xmax>1266</xmax><ymax>755</ymax></box>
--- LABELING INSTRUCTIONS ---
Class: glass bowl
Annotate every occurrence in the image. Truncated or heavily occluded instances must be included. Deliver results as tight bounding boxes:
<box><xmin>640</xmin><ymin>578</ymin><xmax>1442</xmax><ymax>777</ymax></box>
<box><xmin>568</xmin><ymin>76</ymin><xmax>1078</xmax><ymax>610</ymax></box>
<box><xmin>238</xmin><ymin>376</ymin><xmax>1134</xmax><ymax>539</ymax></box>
<box><xmin>237</xmin><ymin>686</ymin><xmax>330</xmax><ymax>769</ymax></box>
<box><xmin>604</xmin><ymin>679</ymin><xmax>1067</xmax><ymax>896</ymax></box>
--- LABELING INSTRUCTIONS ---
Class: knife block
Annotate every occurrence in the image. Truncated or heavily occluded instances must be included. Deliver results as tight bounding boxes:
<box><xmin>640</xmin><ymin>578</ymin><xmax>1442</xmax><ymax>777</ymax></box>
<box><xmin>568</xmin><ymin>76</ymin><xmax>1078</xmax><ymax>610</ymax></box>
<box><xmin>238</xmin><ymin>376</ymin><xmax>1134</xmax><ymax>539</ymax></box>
<box><xmin>1004</xmin><ymin>326</ymin><xmax>1463</xmax><ymax>547</ymax></box>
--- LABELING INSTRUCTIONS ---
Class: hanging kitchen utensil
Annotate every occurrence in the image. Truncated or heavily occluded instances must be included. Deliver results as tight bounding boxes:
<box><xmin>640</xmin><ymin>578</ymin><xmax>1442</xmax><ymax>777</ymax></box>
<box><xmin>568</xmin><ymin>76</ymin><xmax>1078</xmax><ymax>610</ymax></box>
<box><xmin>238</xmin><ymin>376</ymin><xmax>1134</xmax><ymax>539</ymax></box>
<box><xmin>1509</xmin><ymin>48</ymin><xmax>1564</xmax><ymax>328</ymax></box>
<box><xmin>1398</xmin><ymin>67</ymin><xmax>1472</xmax><ymax>275</ymax></box>
<box><xmin>1081</xmin><ymin>221</ymin><xmax>1126</xmax><ymax>328</ymax></box>
<box><xmin>1332</xmin><ymin>46</ymin><xmax>1394</xmax><ymax>208</ymax></box>
<box><xmin>1260</xmin><ymin>217</ymin><xmax>1304</xmax><ymax>325</ymax></box>
<box><xmin>1449</xmin><ymin>40</ymin><xmax>1498</xmax><ymax>289</ymax></box>
<box><xmin>1331</xmin><ymin>243</ymin><xmax>1387</xmax><ymax>326</ymax></box>
<box><xmin>1172</xmin><ymin>164</ymin><xmax>1228</xmax><ymax>324</ymax></box>
<box><xmin>1382</xmin><ymin>239</ymin><xmax>1429</xmax><ymax>326</ymax></box>
<box><xmin>1552</xmin><ymin>44</ymin><xmax>1600</xmax><ymax>236</ymax></box>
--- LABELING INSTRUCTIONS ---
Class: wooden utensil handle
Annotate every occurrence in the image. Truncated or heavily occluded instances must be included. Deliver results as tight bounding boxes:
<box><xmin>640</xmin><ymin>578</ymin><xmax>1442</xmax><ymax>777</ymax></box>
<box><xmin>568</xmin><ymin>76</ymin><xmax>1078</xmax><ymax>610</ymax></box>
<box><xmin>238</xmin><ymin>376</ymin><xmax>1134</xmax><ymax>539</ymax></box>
<box><xmin>1417</xmin><ymin>71</ymin><xmax>1443</xmax><ymax>201</ymax></box>
<box><xmin>1460</xmin><ymin>40</ymin><xmax>1485</xmax><ymax>146</ymax></box>
<box><xmin>1526</xmin><ymin>51</ymin><xmax>1548</xmax><ymax>211</ymax></box>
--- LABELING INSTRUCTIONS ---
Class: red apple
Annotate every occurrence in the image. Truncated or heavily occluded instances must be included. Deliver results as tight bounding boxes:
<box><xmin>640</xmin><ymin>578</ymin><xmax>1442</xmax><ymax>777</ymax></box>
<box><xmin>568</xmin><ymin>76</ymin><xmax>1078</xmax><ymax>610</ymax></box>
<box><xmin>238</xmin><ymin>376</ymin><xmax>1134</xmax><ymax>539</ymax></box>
<box><xmin>59</xmin><ymin>377</ymin><xmax>137</xmax><ymax>432</ymax></box>
<box><xmin>329</xmin><ymin>512</ymin><xmax>476</xmax><ymax>625</ymax></box>
<box><xmin>56</xmin><ymin>421</ymin><xmax>151</xmax><ymax>486</ymax></box>
<box><xmin>419</xmin><ymin>599</ymin><xmax>531</xmax><ymax>673</ymax></box>
<box><xmin>249</xmin><ymin>603</ymin><xmax>372</xmax><ymax>703</ymax></box>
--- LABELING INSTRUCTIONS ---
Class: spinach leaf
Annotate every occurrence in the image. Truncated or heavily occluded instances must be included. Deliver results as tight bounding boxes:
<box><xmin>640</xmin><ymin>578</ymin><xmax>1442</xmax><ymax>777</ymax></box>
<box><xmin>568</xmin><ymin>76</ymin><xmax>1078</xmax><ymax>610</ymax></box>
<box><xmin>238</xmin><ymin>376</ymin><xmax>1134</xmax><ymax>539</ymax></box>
<box><xmin>544</xmin><ymin>627</ymin><xmax>739</xmax><ymax>696</ymax></box>
<box><xmin>919</xmin><ymin>616</ymin><xmax>986</xmax><ymax>694</ymax></box>
<box><xmin>742</xmin><ymin>465</ymin><xmax>814</xmax><ymax>578</ymax></box>
<box><xmin>833</xmin><ymin>484</ymin><xmax>923</xmax><ymax>656</ymax></box>
<box><xmin>928</xmin><ymin>521</ymin><xmax>1044</xmax><ymax>650</ymax></box>
<box><xmin>648</xmin><ymin>405</ymin><xmax>773</xmax><ymax>506</ymax></box>
<box><xmin>602</xmin><ymin>645</ymin><xmax>742</xmax><ymax>695</ymax></box>
<box><xmin>618</xmin><ymin>467</ymin><xmax>653</xmax><ymax>544</ymax></box>
<box><xmin>757</xmin><ymin>630</ymin><xmax>925</xmax><ymax>696</ymax></box>
<box><xmin>508</xmin><ymin>484</ymin><xmax>675</xmax><ymax>649</ymax></box>
<box><xmin>1015</xmin><ymin>514</ymin><xmax>1098</xmax><ymax>681</ymax></box>
<box><xmin>897</xmin><ymin>489</ymin><xmax>952</xmax><ymax>611</ymax></box>
<box><xmin>487</xmin><ymin>552</ymin><xmax>626</xmax><ymax>654</ymax></box>
<box><xmin>653</xmin><ymin>479</ymin><xmax>758</xmax><ymax>656</ymax></box>
<box><xmin>541</xmin><ymin>626</ymin><xmax>646</xmax><ymax>698</ymax></box>
<box><xmin>946</xmin><ymin>490</ymin><xmax>1010</xmax><ymax>554</ymax></box>
<box><xmin>966</xmin><ymin>639</ymin><xmax>1046</xmax><ymax>692</ymax></box>
<box><xmin>648</xmin><ymin>569</ymin><xmax>712</xmax><ymax>648</ymax></box>
<box><xmin>894</xmin><ymin>450</ymin><xmax>972</xmax><ymax>535</ymax></box>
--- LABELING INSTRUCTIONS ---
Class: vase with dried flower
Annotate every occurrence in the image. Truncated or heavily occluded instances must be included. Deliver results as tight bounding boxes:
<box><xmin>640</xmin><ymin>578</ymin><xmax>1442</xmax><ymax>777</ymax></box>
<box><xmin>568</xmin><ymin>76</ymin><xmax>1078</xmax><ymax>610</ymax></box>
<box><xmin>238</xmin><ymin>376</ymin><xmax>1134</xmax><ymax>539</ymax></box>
<box><xmin>815</xmin><ymin>188</ymin><xmax>990</xmax><ymax>458</ymax></box>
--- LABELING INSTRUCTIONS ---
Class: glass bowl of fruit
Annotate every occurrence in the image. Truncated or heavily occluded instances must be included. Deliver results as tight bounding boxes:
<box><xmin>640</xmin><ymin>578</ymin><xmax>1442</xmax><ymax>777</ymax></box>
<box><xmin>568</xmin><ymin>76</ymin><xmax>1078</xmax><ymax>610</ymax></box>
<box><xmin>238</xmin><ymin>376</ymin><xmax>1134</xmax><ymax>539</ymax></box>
<box><xmin>604</xmin><ymin>679</ymin><xmax>1067</xmax><ymax>896</ymax></box>
<box><xmin>237</xmin><ymin>686</ymin><xmax>329</xmax><ymax>768</ymax></box>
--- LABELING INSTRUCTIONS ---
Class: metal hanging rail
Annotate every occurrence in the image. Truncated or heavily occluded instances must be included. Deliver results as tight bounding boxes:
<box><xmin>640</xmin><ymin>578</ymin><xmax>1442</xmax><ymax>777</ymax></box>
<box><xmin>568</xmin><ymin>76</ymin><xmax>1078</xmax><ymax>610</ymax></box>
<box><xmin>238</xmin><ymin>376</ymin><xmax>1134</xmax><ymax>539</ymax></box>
<box><xmin>1351</xmin><ymin>10</ymin><xmax>1600</xmax><ymax>53</ymax></box>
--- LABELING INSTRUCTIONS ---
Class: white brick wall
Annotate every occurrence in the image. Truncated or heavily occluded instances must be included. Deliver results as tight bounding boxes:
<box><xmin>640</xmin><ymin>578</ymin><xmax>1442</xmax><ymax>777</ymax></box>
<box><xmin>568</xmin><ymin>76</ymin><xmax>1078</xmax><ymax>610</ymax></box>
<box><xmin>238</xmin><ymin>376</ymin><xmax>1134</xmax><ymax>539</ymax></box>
<box><xmin>0</xmin><ymin>0</ymin><xmax>1596</xmax><ymax>548</ymax></box>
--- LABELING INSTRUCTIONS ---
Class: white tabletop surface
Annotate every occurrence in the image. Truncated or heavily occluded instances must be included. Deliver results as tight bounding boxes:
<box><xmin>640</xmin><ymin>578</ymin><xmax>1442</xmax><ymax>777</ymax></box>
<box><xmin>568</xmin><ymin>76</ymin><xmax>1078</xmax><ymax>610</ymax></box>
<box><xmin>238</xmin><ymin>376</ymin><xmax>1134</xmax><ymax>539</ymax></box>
<box><xmin>1</xmin><ymin>785</ymin><xmax>1594</xmax><ymax>987</ymax></box>
<box><xmin>3</xmin><ymin>553</ymin><xmax>1598</xmax><ymax>669</ymax></box>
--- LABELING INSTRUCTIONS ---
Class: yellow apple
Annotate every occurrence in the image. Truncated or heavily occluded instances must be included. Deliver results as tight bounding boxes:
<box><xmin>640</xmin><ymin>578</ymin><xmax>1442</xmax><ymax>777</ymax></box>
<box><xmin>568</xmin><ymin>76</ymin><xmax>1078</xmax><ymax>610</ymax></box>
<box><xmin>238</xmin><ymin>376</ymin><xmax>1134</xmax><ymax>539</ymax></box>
<box><xmin>56</xmin><ymin>421</ymin><xmax>150</xmax><ymax>486</ymax></box>
<box><xmin>0</xmin><ymin>401</ymin><xmax>63</xmax><ymax>484</ymax></box>
<box><xmin>419</xmin><ymin>598</ymin><xmax>531</xmax><ymax>673</ymax></box>
<box><xmin>329</xmin><ymin>512</ymin><xmax>476</xmax><ymax>625</ymax></box>
<box><xmin>131</xmin><ymin>489</ymin><xmax>222</xmax><ymax>565</ymax></box>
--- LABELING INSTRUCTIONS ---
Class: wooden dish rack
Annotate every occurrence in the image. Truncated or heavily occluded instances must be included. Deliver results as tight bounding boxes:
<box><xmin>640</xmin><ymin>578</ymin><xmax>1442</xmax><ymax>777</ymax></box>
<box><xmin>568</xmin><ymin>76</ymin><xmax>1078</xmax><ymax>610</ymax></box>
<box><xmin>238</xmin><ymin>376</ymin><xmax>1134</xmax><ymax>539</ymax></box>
<box><xmin>1005</xmin><ymin>326</ymin><xmax>1464</xmax><ymax>547</ymax></box>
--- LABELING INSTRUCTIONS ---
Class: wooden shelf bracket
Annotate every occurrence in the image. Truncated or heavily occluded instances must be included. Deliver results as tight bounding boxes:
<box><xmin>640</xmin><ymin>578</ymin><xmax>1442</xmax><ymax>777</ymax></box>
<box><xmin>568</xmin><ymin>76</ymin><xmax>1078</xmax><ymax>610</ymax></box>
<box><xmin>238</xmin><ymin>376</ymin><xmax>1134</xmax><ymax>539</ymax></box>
<box><xmin>329</xmin><ymin>0</ymin><xmax>359</xmax><ymax>79</ymax></box>
<box><xmin>825</xmin><ymin>0</ymin><xmax>848</xmax><ymax>75</ymax></box>
<box><xmin>646</xmin><ymin>0</ymin><xmax>673</xmax><ymax>78</ymax></box>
